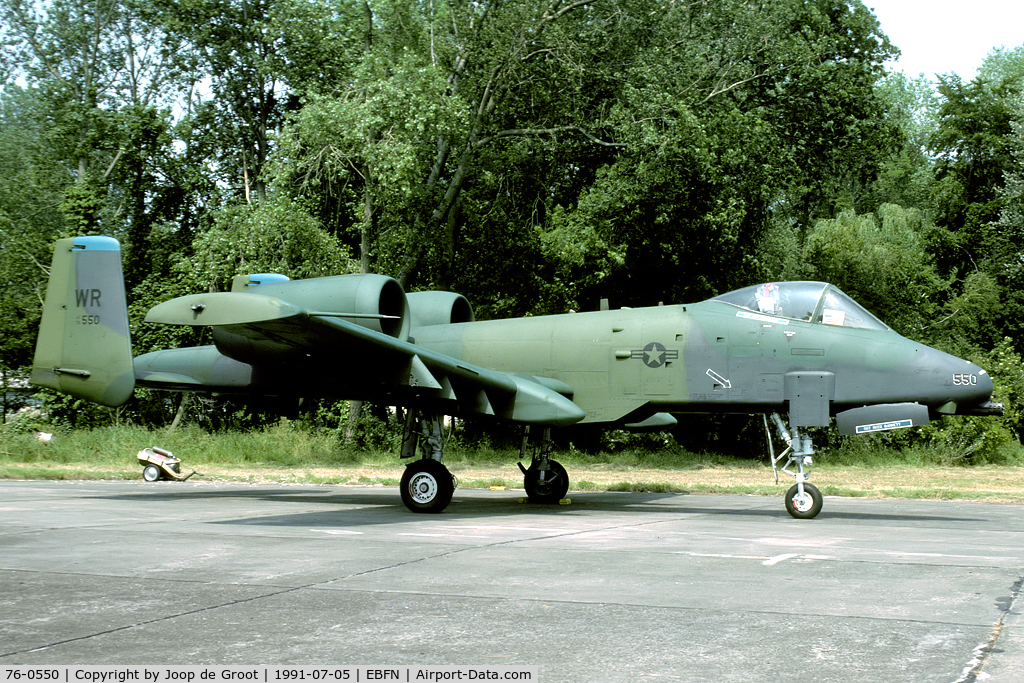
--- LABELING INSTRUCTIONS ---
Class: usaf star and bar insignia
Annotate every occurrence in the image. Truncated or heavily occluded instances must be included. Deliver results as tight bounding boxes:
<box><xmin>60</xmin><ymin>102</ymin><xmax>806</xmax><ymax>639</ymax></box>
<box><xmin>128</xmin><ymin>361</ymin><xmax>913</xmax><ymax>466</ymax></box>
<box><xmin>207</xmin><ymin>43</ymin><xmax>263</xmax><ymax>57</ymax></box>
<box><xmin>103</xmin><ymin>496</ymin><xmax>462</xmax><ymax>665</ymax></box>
<box><xmin>631</xmin><ymin>342</ymin><xmax>679</xmax><ymax>368</ymax></box>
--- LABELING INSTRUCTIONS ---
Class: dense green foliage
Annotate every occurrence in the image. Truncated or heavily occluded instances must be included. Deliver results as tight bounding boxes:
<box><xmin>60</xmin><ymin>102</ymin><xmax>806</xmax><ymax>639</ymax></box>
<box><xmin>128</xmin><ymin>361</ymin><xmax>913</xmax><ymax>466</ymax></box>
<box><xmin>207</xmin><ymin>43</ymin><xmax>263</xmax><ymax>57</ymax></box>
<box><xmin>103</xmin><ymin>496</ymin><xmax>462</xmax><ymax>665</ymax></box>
<box><xmin>2</xmin><ymin>423</ymin><xmax>1021</xmax><ymax>488</ymax></box>
<box><xmin>2</xmin><ymin>0</ymin><xmax>1023</xmax><ymax>460</ymax></box>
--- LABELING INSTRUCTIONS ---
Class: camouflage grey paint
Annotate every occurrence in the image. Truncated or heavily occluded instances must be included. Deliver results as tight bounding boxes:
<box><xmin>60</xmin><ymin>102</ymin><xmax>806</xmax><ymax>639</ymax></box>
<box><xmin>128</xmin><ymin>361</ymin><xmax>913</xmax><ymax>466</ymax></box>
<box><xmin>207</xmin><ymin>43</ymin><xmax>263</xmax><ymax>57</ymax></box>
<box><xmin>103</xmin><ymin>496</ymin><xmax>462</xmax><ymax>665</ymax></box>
<box><xmin>412</xmin><ymin>296</ymin><xmax>995</xmax><ymax>430</ymax></box>
<box><xmin>30</xmin><ymin>237</ymin><xmax>135</xmax><ymax>407</ymax></box>
<box><xmin>31</xmin><ymin>237</ymin><xmax>998</xmax><ymax>434</ymax></box>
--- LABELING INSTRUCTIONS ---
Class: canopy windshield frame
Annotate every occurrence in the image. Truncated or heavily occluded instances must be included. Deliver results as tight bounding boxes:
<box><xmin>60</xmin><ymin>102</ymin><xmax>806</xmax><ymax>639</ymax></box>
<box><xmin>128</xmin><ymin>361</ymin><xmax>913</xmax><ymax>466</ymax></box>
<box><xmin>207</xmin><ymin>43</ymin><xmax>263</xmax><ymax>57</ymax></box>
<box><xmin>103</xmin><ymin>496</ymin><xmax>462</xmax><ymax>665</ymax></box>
<box><xmin>711</xmin><ymin>282</ymin><xmax>890</xmax><ymax>331</ymax></box>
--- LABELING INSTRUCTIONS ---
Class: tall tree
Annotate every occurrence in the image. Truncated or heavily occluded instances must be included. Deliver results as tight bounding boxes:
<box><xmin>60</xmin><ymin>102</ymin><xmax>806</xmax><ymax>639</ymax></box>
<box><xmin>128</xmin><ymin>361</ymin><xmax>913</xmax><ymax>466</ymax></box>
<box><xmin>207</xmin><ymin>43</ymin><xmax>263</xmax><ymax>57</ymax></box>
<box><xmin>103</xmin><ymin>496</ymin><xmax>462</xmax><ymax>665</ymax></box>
<box><xmin>539</xmin><ymin>0</ymin><xmax>899</xmax><ymax>308</ymax></box>
<box><xmin>150</xmin><ymin>0</ymin><xmax>362</xmax><ymax>206</ymax></box>
<box><xmin>1</xmin><ymin>0</ymin><xmax>125</xmax><ymax>183</ymax></box>
<box><xmin>151</xmin><ymin>0</ymin><xmax>279</xmax><ymax>204</ymax></box>
<box><xmin>867</xmin><ymin>72</ymin><xmax>941</xmax><ymax>211</ymax></box>
<box><xmin>990</xmin><ymin>94</ymin><xmax>1024</xmax><ymax>349</ymax></box>
<box><xmin>931</xmin><ymin>73</ymin><xmax>1021</xmax><ymax>248</ymax></box>
<box><xmin>801</xmin><ymin>204</ymin><xmax>947</xmax><ymax>335</ymax></box>
<box><xmin>278</xmin><ymin>0</ymin><xmax>632</xmax><ymax>295</ymax></box>
<box><xmin>1</xmin><ymin>0</ymin><xmax>196</xmax><ymax>285</ymax></box>
<box><xmin>0</xmin><ymin>86</ymin><xmax>68</xmax><ymax>409</ymax></box>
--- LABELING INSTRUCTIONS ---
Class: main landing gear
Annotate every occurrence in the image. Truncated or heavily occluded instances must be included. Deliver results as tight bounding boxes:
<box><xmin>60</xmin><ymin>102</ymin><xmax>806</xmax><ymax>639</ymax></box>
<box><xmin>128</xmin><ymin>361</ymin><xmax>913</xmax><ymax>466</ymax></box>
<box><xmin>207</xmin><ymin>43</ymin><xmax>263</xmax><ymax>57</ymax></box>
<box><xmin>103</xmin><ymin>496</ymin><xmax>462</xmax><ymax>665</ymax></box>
<box><xmin>518</xmin><ymin>426</ymin><xmax>569</xmax><ymax>504</ymax></box>
<box><xmin>399</xmin><ymin>411</ymin><xmax>455</xmax><ymax>513</ymax></box>
<box><xmin>397</xmin><ymin>412</ymin><xmax>570</xmax><ymax>513</ymax></box>
<box><xmin>764</xmin><ymin>413</ymin><xmax>823</xmax><ymax>519</ymax></box>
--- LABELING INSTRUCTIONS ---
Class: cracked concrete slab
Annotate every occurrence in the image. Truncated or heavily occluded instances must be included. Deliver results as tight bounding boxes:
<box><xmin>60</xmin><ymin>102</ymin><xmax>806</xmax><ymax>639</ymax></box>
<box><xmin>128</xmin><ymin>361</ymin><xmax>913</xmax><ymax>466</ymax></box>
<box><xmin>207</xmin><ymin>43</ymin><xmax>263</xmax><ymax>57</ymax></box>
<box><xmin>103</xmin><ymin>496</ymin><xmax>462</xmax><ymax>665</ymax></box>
<box><xmin>1</xmin><ymin>481</ymin><xmax>1021</xmax><ymax>681</ymax></box>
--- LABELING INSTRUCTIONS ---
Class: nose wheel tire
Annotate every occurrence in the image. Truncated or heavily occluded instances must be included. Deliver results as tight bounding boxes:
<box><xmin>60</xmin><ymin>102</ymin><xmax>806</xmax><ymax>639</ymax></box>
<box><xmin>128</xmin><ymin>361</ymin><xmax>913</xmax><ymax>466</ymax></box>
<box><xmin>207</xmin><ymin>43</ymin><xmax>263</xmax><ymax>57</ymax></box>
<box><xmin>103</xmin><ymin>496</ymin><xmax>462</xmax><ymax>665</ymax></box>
<box><xmin>524</xmin><ymin>460</ymin><xmax>569</xmax><ymax>504</ymax></box>
<box><xmin>401</xmin><ymin>459</ymin><xmax>455</xmax><ymax>513</ymax></box>
<box><xmin>785</xmin><ymin>482</ymin><xmax>822</xmax><ymax>519</ymax></box>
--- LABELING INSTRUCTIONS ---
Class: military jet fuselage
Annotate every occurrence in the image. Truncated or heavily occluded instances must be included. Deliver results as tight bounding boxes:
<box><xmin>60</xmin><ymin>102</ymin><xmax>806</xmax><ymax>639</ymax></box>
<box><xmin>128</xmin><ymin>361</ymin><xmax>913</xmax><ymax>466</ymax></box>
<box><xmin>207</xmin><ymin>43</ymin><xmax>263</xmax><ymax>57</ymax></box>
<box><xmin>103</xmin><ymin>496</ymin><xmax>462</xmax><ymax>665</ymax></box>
<box><xmin>415</xmin><ymin>284</ymin><xmax>996</xmax><ymax>431</ymax></box>
<box><xmin>31</xmin><ymin>238</ymin><xmax>1002</xmax><ymax>518</ymax></box>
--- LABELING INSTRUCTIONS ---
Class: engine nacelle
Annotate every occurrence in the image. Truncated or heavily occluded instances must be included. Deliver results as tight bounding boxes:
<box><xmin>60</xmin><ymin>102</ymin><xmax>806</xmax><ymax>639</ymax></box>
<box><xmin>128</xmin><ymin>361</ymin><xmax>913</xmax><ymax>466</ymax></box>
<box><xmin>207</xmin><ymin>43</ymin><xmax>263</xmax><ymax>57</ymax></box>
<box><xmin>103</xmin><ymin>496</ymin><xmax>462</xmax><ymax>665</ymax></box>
<box><xmin>203</xmin><ymin>274</ymin><xmax>411</xmax><ymax>363</ymax></box>
<box><xmin>249</xmin><ymin>273</ymin><xmax>411</xmax><ymax>340</ymax></box>
<box><xmin>407</xmin><ymin>291</ymin><xmax>475</xmax><ymax>329</ymax></box>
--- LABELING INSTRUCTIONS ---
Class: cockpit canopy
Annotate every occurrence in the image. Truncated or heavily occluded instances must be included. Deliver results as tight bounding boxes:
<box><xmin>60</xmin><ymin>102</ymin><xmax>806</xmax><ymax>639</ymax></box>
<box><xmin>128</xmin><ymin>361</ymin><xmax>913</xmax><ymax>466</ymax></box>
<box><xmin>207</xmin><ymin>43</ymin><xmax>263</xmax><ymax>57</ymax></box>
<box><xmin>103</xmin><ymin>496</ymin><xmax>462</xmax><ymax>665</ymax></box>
<box><xmin>712</xmin><ymin>282</ymin><xmax>889</xmax><ymax>331</ymax></box>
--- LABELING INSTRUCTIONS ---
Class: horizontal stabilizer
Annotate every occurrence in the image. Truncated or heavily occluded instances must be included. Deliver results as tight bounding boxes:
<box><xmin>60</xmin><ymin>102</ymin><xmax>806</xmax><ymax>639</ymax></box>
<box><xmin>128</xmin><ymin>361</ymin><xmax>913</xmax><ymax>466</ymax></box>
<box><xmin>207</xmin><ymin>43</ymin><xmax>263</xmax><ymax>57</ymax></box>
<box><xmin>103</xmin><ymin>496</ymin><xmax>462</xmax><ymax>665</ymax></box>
<box><xmin>835</xmin><ymin>402</ymin><xmax>930</xmax><ymax>435</ymax></box>
<box><xmin>136</xmin><ymin>271</ymin><xmax>586</xmax><ymax>427</ymax></box>
<box><xmin>134</xmin><ymin>346</ymin><xmax>254</xmax><ymax>391</ymax></box>
<box><xmin>146</xmin><ymin>293</ymin><xmax>302</xmax><ymax>326</ymax></box>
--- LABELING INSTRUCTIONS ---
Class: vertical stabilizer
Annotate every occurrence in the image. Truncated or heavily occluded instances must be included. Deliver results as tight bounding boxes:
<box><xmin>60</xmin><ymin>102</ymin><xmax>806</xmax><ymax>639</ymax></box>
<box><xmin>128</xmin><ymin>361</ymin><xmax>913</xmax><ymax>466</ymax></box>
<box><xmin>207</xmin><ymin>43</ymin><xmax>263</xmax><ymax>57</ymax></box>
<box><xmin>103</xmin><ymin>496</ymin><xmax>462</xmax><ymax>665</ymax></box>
<box><xmin>31</xmin><ymin>236</ymin><xmax>135</xmax><ymax>407</ymax></box>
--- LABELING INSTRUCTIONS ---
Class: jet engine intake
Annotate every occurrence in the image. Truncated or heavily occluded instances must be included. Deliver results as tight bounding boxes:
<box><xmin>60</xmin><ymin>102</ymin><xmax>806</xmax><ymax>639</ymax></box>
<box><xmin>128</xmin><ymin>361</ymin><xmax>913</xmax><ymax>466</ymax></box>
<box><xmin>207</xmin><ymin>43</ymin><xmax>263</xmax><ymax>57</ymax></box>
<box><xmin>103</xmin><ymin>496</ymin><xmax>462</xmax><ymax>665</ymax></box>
<box><xmin>407</xmin><ymin>291</ymin><xmax>475</xmax><ymax>329</ymax></box>
<box><xmin>244</xmin><ymin>273</ymin><xmax>411</xmax><ymax>340</ymax></box>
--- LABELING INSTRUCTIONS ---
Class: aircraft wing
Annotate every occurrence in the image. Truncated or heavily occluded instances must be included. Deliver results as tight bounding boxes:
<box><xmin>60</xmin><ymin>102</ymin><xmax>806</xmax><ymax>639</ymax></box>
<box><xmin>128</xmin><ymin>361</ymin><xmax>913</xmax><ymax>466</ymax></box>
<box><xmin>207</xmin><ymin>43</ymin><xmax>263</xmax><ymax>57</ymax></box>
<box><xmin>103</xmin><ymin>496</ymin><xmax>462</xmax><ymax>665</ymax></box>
<box><xmin>145</xmin><ymin>293</ymin><xmax>585</xmax><ymax>427</ymax></box>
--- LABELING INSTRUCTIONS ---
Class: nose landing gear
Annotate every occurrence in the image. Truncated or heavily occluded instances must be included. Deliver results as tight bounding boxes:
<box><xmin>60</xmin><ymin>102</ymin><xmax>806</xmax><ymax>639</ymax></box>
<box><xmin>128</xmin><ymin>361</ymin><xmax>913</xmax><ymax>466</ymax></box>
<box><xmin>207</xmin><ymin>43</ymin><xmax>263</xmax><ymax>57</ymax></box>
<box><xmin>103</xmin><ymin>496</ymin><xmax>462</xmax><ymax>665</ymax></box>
<box><xmin>765</xmin><ymin>414</ymin><xmax>823</xmax><ymax>519</ymax></box>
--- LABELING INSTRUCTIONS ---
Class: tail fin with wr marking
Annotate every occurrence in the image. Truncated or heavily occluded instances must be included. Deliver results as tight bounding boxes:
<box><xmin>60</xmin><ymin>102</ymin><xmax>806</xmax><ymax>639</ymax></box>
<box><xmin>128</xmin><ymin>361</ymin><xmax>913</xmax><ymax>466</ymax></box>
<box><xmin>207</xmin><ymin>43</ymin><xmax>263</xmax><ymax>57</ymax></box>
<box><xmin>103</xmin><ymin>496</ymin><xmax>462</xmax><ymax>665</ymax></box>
<box><xmin>31</xmin><ymin>236</ymin><xmax>135</xmax><ymax>406</ymax></box>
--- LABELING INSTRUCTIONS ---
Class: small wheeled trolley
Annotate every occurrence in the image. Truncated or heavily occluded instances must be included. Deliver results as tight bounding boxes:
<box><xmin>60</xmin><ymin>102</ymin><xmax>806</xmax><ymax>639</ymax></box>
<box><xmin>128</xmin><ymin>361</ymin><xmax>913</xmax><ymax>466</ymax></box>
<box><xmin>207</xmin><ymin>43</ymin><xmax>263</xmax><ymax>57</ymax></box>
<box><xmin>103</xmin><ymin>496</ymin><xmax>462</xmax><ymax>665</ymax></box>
<box><xmin>137</xmin><ymin>446</ymin><xmax>196</xmax><ymax>482</ymax></box>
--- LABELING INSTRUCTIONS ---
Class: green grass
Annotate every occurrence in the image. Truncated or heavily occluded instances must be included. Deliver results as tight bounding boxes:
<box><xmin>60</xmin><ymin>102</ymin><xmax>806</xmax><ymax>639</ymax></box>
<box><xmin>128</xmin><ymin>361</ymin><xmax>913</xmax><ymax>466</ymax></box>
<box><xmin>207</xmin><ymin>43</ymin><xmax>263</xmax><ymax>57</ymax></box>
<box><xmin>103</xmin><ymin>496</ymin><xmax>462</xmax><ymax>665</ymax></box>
<box><xmin>3</xmin><ymin>423</ymin><xmax>1024</xmax><ymax>504</ymax></box>
<box><xmin>0</xmin><ymin>422</ymin><xmax>741</xmax><ymax>474</ymax></box>
<box><xmin>2</xmin><ymin>422</ymin><xmax>382</xmax><ymax>467</ymax></box>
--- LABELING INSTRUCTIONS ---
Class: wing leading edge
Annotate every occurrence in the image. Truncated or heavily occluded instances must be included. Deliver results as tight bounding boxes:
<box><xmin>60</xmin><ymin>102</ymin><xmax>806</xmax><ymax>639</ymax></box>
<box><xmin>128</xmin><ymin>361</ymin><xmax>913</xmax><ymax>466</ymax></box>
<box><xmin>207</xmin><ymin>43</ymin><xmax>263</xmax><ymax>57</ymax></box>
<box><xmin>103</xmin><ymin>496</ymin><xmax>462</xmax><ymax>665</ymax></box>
<box><xmin>142</xmin><ymin>290</ymin><xmax>585</xmax><ymax>427</ymax></box>
<box><xmin>34</xmin><ymin>237</ymin><xmax>1005</xmax><ymax>518</ymax></box>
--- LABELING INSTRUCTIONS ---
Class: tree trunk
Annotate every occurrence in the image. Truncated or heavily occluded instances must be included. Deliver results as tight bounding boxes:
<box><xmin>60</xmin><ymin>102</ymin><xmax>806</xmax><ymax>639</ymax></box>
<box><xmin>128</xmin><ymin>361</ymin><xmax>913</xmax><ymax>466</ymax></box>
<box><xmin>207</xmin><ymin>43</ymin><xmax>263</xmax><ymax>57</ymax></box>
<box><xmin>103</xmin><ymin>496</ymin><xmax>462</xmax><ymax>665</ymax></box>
<box><xmin>168</xmin><ymin>394</ymin><xmax>190</xmax><ymax>432</ymax></box>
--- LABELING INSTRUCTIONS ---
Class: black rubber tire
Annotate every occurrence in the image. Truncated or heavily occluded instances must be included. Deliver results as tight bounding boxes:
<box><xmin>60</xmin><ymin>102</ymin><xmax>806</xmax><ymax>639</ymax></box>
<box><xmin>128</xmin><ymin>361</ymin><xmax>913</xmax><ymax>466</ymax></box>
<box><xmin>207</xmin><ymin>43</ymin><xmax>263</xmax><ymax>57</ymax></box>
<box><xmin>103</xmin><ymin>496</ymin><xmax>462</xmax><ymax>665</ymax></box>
<box><xmin>785</xmin><ymin>482</ymin><xmax>823</xmax><ymax>519</ymax></box>
<box><xmin>400</xmin><ymin>459</ymin><xmax>455</xmax><ymax>513</ymax></box>
<box><xmin>524</xmin><ymin>460</ymin><xmax>569</xmax><ymax>504</ymax></box>
<box><xmin>142</xmin><ymin>464</ymin><xmax>162</xmax><ymax>482</ymax></box>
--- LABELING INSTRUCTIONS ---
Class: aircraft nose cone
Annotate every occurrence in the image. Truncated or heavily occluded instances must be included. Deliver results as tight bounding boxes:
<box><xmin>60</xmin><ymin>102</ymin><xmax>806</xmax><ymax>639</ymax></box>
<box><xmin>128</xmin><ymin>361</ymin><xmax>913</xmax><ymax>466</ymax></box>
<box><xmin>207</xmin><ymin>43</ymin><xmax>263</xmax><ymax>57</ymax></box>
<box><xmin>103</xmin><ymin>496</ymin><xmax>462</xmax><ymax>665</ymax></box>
<box><xmin>946</xmin><ymin>357</ymin><xmax>997</xmax><ymax>412</ymax></box>
<box><xmin>913</xmin><ymin>345</ymin><xmax>996</xmax><ymax>411</ymax></box>
<box><xmin>958</xmin><ymin>361</ymin><xmax>993</xmax><ymax>398</ymax></box>
<box><xmin>977</xmin><ymin>365</ymin><xmax>994</xmax><ymax>395</ymax></box>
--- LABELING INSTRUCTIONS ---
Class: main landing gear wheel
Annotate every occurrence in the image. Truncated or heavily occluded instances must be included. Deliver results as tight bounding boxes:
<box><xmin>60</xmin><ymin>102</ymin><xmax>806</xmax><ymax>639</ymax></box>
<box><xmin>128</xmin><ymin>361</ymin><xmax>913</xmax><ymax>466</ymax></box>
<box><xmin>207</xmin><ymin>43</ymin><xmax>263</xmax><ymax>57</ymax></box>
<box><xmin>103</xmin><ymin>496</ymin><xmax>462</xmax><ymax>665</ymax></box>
<box><xmin>142</xmin><ymin>464</ymin><xmax>162</xmax><ymax>482</ymax></box>
<box><xmin>523</xmin><ymin>459</ymin><xmax>569</xmax><ymax>504</ymax></box>
<box><xmin>401</xmin><ymin>459</ymin><xmax>455</xmax><ymax>513</ymax></box>
<box><xmin>785</xmin><ymin>482</ymin><xmax>823</xmax><ymax>519</ymax></box>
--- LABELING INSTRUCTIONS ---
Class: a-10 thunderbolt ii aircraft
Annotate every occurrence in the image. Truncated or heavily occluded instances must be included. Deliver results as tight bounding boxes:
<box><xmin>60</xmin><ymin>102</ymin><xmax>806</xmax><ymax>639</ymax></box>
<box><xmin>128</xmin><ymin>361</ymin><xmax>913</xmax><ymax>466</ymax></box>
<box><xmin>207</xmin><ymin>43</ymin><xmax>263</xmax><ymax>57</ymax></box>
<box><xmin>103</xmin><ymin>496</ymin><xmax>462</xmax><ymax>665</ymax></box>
<box><xmin>32</xmin><ymin>236</ymin><xmax>1003</xmax><ymax>518</ymax></box>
